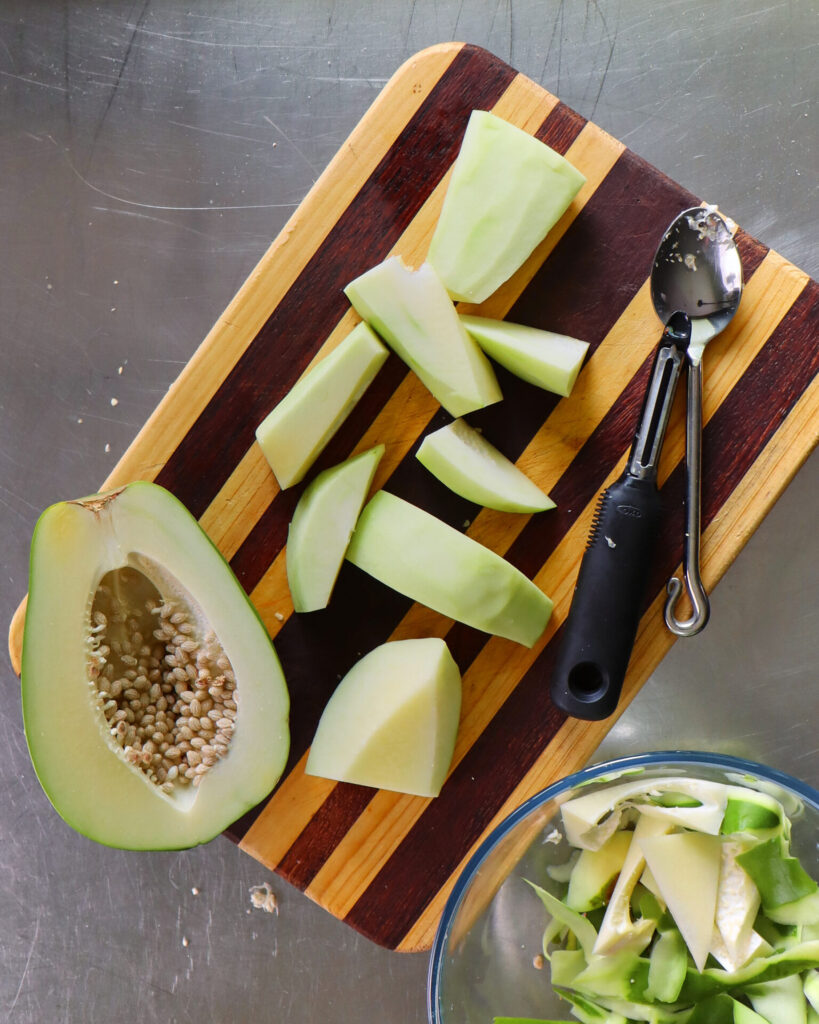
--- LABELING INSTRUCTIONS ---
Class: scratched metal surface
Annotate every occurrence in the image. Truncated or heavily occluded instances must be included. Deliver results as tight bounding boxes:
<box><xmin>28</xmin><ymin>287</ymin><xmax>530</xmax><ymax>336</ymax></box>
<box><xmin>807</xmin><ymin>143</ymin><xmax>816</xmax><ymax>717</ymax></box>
<box><xmin>1</xmin><ymin>1</ymin><xmax>817</xmax><ymax>1020</ymax></box>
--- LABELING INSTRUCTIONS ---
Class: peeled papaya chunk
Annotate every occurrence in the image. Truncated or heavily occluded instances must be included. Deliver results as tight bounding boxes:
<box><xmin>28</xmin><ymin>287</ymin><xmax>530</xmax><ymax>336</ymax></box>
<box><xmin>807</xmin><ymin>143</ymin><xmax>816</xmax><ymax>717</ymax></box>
<box><xmin>416</xmin><ymin>418</ymin><xmax>554</xmax><ymax>513</ymax></box>
<box><xmin>305</xmin><ymin>638</ymin><xmax>461</xmax><ymax>798</ymax></box>
<box><xmin>344</xmin><ymin>256</ymin><xmax>502</xmax><ymax>417</ymax></box>
<box><xmin>460</xmin><ymin>314</ymin><xmax>590</xmax><ymax>397</ymax></box>
<box><xmin>286</xmin><ymin>445</ymin><xmax>384</xmax><ymax>613</ymax></box>
<box><xmin>255</xmin><ymin>321</ymin><xmax>388</xmax><ymax>489</ymax></box>
<box><xmin>22</xmin><ymin>481</ymin><xmax>290</xmax><ymax>850</ymax></box>
<box><xmin>345</xmin><ymin>490</ymin><xmax>552</xmax><ymax>647</ymax></box>
<box><xmin>427</xmin><ymin>110</ymin><xmax>586</xmax><ymax>303</ymax></box>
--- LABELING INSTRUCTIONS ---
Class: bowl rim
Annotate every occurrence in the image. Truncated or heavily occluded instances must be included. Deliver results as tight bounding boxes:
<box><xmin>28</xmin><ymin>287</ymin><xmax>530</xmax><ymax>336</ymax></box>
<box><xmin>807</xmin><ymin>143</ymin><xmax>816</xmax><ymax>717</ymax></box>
<box><xmin>426</xmin><ymin>748</ymin><xmax>819</xmax><ymax>1023</ymax></box>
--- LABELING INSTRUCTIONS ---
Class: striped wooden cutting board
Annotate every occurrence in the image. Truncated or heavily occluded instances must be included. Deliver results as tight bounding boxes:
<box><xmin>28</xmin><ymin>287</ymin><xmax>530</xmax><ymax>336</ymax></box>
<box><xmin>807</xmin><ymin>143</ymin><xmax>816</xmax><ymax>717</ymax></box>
<box><xmin>10</xmin><ymin>43</ymin><xmax>818</xmax><ymax>951</ymax></box>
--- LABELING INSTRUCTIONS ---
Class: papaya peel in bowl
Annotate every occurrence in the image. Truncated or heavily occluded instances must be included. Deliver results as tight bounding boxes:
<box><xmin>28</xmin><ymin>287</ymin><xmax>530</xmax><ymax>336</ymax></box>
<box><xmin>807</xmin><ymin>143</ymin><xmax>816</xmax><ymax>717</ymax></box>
<box><xmin>427</xmin><ymin>751</ymin><xmax>819</xmax><ymax>1024</ymax></box>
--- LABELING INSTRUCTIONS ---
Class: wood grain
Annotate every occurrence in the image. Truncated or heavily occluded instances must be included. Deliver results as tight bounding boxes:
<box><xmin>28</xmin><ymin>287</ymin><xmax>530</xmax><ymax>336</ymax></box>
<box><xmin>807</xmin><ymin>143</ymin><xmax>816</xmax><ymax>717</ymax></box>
<box><xmin>9</xmin><ymin>43</ymin><xmax>818</xmax><ymax>950</ymax></box>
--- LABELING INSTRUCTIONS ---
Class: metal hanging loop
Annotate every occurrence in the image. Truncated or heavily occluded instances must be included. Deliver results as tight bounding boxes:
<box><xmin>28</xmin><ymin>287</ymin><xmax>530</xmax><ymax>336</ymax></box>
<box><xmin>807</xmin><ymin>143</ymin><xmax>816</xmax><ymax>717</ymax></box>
<box><xmin>664</xmin><ymin>358</ymin><xmax>711</xmax><ymax>637</ymax></box>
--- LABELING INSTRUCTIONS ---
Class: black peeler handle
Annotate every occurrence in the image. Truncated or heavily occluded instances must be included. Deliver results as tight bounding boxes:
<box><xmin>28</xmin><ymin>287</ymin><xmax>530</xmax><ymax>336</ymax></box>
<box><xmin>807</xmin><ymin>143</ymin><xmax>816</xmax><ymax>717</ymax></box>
<box><xmin>549</xmin><ymin>474</ymin><xmax>663</xmax><ymax>720</ymax></box>
<box><xmin>549</xmin><ymin>313</ymin><xmax>690</xmax><ymax>721</ymax></box>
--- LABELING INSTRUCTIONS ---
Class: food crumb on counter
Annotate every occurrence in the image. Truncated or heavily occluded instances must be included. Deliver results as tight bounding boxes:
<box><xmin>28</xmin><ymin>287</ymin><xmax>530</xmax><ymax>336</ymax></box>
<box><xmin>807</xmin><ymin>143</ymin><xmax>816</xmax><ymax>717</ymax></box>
<box><xmin>532</xmin><ymin>954</ymin><xmax>545</xmax><ymax>970</ymax></box>
<box><xmin>191</xmin><ymin>886</ymin><xmax>200</xmax><ymax>896</ymax></box>
<box><xmin>182</xmin><ymin>936</ymin><xmax>190</xmax><ymax>948</ymax></box>
<box><xmin>249</xmin><ymin>881</ymin><xmax>279</xmax><ymax>915</ymax></box>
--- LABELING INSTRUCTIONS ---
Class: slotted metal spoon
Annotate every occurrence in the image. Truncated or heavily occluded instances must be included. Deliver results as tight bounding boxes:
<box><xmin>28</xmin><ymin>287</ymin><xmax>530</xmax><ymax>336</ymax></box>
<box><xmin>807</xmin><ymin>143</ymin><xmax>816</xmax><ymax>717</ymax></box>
<box><xmin>651</xmin><ymin>206</ymin><xmax>743</xmax><ymax>636</ymax></box>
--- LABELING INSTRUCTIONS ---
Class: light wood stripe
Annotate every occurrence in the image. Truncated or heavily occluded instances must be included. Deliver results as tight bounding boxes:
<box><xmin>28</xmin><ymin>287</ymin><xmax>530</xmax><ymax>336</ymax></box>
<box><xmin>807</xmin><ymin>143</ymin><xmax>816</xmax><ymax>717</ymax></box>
<box><xmin>399</xmin><ymin>345</ymin><xmax>818</xmax><ymax>951</ymax></box>
<box><xmin>238</xmin><ymin>750</ymin><xmax>339</xmax><ymax>871</ymax></box>
<box><xmin>300</xmin><ymin>251</ymin><xmax>806</xmax><ymax>916</ymax></box>
<box><xmin>199</xmin><ymin>444</ymin><xmax>278</xmax><ymax>557</ymax></box>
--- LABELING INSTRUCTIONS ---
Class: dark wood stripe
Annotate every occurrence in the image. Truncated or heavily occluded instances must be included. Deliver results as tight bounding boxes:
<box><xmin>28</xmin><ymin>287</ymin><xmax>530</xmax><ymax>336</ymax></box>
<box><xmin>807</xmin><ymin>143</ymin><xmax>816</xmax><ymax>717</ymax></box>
<box><xmin>343</xmin><ymin>276</ymin><xmax>818</xmax><ymax>948</ymax></box>
<box><xmin>276</xmin><ymin>784</ymin><xmax>376</xmax><ymax>889</ymax></box>
<box><xmin>155</xmin><ymin>45</ymin><xmax>517</xmax><ymax>520</ymax></box>
<box><xmin>535</xmin><ymin>100</ymin><xmax>586</xmax><ymax>154</ymax></box>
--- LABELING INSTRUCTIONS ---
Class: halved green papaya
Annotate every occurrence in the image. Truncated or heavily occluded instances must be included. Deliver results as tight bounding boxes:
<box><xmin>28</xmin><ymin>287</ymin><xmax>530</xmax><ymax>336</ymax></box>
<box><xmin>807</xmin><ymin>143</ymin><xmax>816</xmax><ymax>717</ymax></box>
<box><xmin>22</xmin><ymin>481</ymin><xmax>290</xmax><ymax>850</ymax></box>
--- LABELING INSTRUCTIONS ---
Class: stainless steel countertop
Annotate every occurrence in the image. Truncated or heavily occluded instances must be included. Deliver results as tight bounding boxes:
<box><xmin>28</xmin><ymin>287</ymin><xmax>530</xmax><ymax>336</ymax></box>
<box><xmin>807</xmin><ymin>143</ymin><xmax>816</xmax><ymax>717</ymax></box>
<box><xmin>1</xmin><ymin>2</ymin><xmax>816</xmax><ymax>1020</ymax></box>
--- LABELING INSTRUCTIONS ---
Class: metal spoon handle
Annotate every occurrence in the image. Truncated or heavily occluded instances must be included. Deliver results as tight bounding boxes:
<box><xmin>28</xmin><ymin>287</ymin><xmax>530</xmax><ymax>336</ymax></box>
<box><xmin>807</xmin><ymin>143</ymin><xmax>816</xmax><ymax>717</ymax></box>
<box><xmin>665</xmin><ymin>359</ymin><xmax>710</xmax><ymax>636</ymax></box>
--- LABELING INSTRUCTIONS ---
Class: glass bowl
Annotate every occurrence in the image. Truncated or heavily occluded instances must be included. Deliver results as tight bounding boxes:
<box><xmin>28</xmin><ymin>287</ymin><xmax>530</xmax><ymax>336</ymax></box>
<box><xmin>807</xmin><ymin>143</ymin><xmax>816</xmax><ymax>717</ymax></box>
<box><xmin>427</xmin><ymin>751</ymin><xmax>819</xmax><ymax>1024</ymax></box>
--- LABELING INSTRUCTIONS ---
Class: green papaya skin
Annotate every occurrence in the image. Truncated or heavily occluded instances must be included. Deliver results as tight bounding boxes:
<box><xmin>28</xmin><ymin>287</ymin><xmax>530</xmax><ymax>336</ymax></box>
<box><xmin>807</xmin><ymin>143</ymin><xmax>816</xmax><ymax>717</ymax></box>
<box><xmin>22</xmin><ymin>481</ymin><xmax>290</xmax><ymax>850</ymax></box>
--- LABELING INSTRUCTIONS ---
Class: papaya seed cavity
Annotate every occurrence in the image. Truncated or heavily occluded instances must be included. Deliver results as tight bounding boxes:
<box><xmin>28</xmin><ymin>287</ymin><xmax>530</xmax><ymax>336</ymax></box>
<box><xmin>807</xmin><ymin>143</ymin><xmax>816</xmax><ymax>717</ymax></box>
<box><xmin>87</xmin><ymin>559</ymin><xmax>238</xmax><ymax>794</ymax></box>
